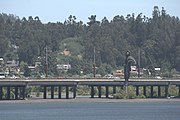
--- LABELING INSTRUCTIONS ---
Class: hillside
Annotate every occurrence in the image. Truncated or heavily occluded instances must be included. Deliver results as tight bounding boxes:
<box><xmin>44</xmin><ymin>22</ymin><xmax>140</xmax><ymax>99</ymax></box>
<box><xmin>0</xmin><ymin>6</ymin><xmax>180</xmax><ymax>77</ymax></box>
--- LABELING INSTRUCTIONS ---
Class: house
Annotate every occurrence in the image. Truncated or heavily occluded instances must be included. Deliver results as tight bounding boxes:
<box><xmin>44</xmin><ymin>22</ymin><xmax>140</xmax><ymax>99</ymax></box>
<box><xmin>0</xmin><ymin>58</ymin><xmax>4</xmax><ymax>62</ymax></box>
<box><xmin>113</xmin><ymin>70</ymin><xmax>124</xmax><ymax>77</ymax></box>
<box><xmin>0</xmin><ymin>72</ymin><xmax>5</xmax><ymax>79</ymax></box>
<box><xmin>35</xmin><ymin>62</ymin><xmax>41</xmax><ymax>67</ymax></box>
<box><xmin>6</xmin><ymin>60</ymin><xmax>19</xmax><ymax>67</ymax></box>
<box><xmin>0</xmin><ymin>58</ymin><xmax>4</xmax><ymax>67</ymax></box>
<box><xmin>6</xmin><ymin>60</ymin><xmax>20</xmax><ymax>75</ymax></box>
<box><xmin>57</xmin><ymin>64</ymin><xmax>71</xmax><ymax>70</ymax></box>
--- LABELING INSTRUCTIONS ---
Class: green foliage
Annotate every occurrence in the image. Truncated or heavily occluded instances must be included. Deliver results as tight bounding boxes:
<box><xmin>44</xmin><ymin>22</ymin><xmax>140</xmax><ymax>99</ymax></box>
<box><xmin>113</xmin><ymin>86</ymin><xmax>137</xmax><ymax>99</ymax></box>
<box><xmin>97</xmin><ymin>63</ymin><xmax>113</xmax><ymax>76</ymax></box>
<box><xmin>76</xmin><ymin>85</ymin><xmax>90</xmax><ymax>95</ymax></box>
<box><xmin>136</xmin><ymin>95</ymin><xmax>146</xmax><ymax>99</ymax></box>
<box><xmin>1</xmin><ymin>6</ymin><xmax>180</xmax><ymax>77</ymax></box>
<box><xmin>169</xmin><ymin>85</ymin><xmax>178</xmax><ymax>97</ymax></box>
<box><xmin>126</xmin><ymin>86</ymin><xmax>136</xmax><ymax>99</ymax></box>
<box><xmin>59</xmin><ymin>37</ymin><xmax>84</xmax><ymax>56</ymax></box>
<box><xmin>113</xmin><ymin>93</ymin><xmax>125</xmax><ymax>99</ymax></box>
<box><xmin>23</xmin><ymin>63</ymin><xmax>30</xmax><ymax>77</ymax></box>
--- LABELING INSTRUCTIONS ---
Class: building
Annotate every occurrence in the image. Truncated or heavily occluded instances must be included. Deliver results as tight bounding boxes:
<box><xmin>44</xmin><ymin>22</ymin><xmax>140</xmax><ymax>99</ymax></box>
<box><xmin>0</xmin><ymin>58</ymin><xmax>4</xmax><ymax>68</ymax></box>
<box><xmin>6</xmin><ymin>60</ymin><xmax>20</xmax><ymax>76</ymax></box>
<box><xmin>113</xmin><ymin>70</ymin><xmax>124</xmax><ymax>77</ymax></box>
<box><xmin>57</xmin><ymin>64</ymin><xmax>71</xmax><ymax>70</ymax></box>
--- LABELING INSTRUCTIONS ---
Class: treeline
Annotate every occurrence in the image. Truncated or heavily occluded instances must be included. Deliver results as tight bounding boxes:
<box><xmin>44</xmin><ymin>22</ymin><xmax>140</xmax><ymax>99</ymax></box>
<box><xmin>0</xmin><ymin>6</ymin><xmax>180</xmax><ymax>77</ymax></box>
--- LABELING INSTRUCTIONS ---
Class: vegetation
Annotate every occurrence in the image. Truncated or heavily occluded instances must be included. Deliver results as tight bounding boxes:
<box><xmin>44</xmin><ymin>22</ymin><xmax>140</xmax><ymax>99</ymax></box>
<box><xmin>22</xmin><ymin>85</ymin><xmax>179</xmax><ymax>99</ymax></box>
<box><xmin>0</xmin><ymin>6</ymin><xmax>180</xmax><ymax>77</ymax></box>
<box><xmin>113</xmin><ymin>86</ymin><xmax>137</xmax><ymax>99</ymax></box>
<box><xmin>112</xmin><ymin>85</ymin><xmax>179</xmax><ymax>99</ymax></box>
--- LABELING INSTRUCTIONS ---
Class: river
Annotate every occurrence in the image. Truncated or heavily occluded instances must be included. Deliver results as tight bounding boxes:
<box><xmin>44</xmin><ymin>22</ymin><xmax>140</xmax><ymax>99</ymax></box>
<box><xmin>0</xmin><ymin>99</ymin><xmax>180</xmax><ymax>120</ymax></box>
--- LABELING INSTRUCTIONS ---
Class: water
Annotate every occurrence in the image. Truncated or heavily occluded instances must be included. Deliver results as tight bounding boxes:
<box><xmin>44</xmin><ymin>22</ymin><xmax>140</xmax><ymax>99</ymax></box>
<box><xmin>0</xmin><ymin>101</ymin><xmax>180</xmax><ymax>120</ymax></box>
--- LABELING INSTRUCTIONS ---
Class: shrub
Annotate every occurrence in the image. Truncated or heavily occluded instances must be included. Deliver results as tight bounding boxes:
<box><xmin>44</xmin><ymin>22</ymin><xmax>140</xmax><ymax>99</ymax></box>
<box><xmin>136</xmin><ymin>95</ymin><xmax>146</xmax><ymax>99</ymax></box>
<box><xmin>113</xmin><ymin>93</ymin><xmax>125</xmax><ymax>99</ymax></box>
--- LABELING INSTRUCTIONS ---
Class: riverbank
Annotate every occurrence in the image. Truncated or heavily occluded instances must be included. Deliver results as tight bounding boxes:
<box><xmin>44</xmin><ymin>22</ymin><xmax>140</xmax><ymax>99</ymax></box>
<box><xmin>0</xmin><ymin>97</ymin><xmax>180</xmax><ymax>104</ymax></box>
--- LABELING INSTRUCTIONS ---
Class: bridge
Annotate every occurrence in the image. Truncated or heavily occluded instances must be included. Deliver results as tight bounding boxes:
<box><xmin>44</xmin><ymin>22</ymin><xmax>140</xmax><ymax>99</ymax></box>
<box><xmin>0</xmin><ymin>78</ymin><xmax>180</xmax><ymax>100</ymax></box>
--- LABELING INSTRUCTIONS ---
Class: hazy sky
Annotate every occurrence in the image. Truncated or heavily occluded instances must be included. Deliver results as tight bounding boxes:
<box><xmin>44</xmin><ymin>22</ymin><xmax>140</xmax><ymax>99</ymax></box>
<box><xmin>0</xmin><ymin>0</ymin><xmax>180</xmax><ymax>23</ymax></box>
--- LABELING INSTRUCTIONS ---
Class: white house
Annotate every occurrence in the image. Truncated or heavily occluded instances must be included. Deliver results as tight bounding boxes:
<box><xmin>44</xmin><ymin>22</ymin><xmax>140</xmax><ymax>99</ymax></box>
<box><xmin>57</xmin><ymin>64</ymin><xmax>71</xmax><ymax>70</ymax></box>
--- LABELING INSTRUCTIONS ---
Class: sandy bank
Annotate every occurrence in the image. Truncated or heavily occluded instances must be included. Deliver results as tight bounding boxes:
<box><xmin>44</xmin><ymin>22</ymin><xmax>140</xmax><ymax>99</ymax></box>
<box><xmin>0</xmin><ymin>97</ymin><xmax>180</xmax><ymax>104</ymax></box>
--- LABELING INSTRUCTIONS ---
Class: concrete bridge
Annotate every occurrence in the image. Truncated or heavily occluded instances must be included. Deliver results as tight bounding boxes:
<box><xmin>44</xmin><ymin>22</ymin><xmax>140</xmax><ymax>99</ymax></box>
<box><xmin>0</xmin><ymin>78</ymin><xmax>180</xmax><ymax>100</ymax></box>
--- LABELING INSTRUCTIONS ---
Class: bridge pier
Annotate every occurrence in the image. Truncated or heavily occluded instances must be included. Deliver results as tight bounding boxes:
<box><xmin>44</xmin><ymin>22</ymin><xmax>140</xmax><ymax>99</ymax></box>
<box><xmin>113</xmin><ymin>86</ymin><xmax>116</xmax><ymax>94</ymax></box>
<box><xmin>43</xmin><ymin>85</ymin><xmax>75</xmax><ymax>99</ymax></box>
<box><xmin>158</xmin><ymin>86</ymin><xmax>161</xmax><ymax>98</ymax></box>
<box><xmin>143</xmin><ymin>86</ymin><xmax>146</xmax><ymax>97</ymax></box>
<box><xmin>43</xmin><ymin>86</ymin><xmax>47</xmax><ymax>99</ymax></box>
<box><xmin>7</xmin><ymin>86</ymin><xmax>11</xmax><ymax>100</ymax></box>
<box><xmin>165</xmin><ymin>85</ymin><xmax>169</xmax><ymax>98</ymax></box>
<box><xmin>66</xmin><ymin>86</ymin><xmax>69</xmax><ymax>99</ymax></box>
<box><xmin>136</xmin><ymin>86</ymin><xmax>139</xmax><ymax>96</ymax></box>
<box><xmin>15</xmin><ymin>87</ymin><xmax>18</xmax><ymax>100</ymax></box>
<box><xmin>58</xmin><ymin>86</ymin><xmax>61</xmax><ymax>99</ymax></box>
<box><xmin>22</xmin><ymin>86</ymin><xmax>25</xmax><ymax>100</ymax></box>
<box><xmin>5</xmin><ymin>86</ymin><xmax>26</xmax><ymax>100</ymax></box>
<box><xmin>98</xmin><ymin>86</ymin><xmax>102</xmax><ymax>98</ymax></box>
<box><xmin>51</xmin><ymin>86</ymin><xmax>54</xmax><ymax>99</ymax></box>
<box><xmin>150</xmin><ymin>86</ymin><xmax>154</xmax><ymax>98</ymax></box>
<box><xmin>73</xmin><ymin>85</ymin><xmax>76</xmax><ymax>98</ymax></box>
<box><xmin>0</xmin><ymin>86</ymin><xmax>2</xmax><ymax>100</ymax></box>
<box><xmin>105</xmin><ymin>86</ymin><xmax>109</xmax><ymax>98</ymax></box>
<box><xmin>91</xmin><ymin>86</ymin><xmax>95</xmax><ymax>98</ymax></box>
<box><xmin>178</xmin><ymin>86</ymin><xmax>180</xmax><ymax>98</ymax></box>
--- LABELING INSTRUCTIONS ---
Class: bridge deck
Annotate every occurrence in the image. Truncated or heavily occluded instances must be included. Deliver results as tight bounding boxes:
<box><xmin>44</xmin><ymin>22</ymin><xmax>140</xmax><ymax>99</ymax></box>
<box><xmin>0</xmin><ymin>78</ymin><xmax>180</xmax><ymax>86</ymax></box>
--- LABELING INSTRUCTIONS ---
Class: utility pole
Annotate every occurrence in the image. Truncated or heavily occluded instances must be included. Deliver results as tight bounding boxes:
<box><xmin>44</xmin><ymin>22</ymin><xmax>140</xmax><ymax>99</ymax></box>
<box><xmin>138</xmin><ymin>47</ymin><xmax>140</xmax><ymax>78</ymax></box>
<box><xmin>93</xmin><ymin>47</ymin><xmax>96</xmax><ymax>78</ymax></box>
<box><xmin>45</xmin><ymin>46</ymin><xmax>48</xmax><ymax>78</ymax></box>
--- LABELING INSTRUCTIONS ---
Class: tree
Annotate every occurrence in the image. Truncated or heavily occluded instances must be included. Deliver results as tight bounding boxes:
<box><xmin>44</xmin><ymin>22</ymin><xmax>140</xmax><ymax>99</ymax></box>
<box><xmin>0</xmin><ymin>7</ymin><xmax>180</xmax><ymax>78</ymax></box>
<box><xmin>97</xmin><ymin>63</ymin><xmax>113</xmax><ymax>76</ymax></box>
<box><xmin>0</xmin><ymin>15</ymin><xmax>9</xmax><ymax>57</ymax></box>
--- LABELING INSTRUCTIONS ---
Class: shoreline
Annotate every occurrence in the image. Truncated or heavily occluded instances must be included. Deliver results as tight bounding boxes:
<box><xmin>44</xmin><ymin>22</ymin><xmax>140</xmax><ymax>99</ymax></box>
<box><xmin>0</xmin><ymin>97</ymin><xmax>180</xmax><ymax>104</ymax></box>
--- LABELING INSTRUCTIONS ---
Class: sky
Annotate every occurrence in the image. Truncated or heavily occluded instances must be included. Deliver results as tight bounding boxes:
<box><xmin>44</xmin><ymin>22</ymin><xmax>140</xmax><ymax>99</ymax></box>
<box><xmin>0</xmin><ymin>0</ymin><xmax>180</xmax><ymax>23</ymax></box>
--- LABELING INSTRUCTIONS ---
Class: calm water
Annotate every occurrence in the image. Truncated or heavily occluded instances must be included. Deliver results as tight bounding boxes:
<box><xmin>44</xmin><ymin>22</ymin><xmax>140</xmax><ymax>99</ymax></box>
<box><xmin>0</xmin><ymin>101</ymin><xmax>180</xmax><ymax>120</ymax></box>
